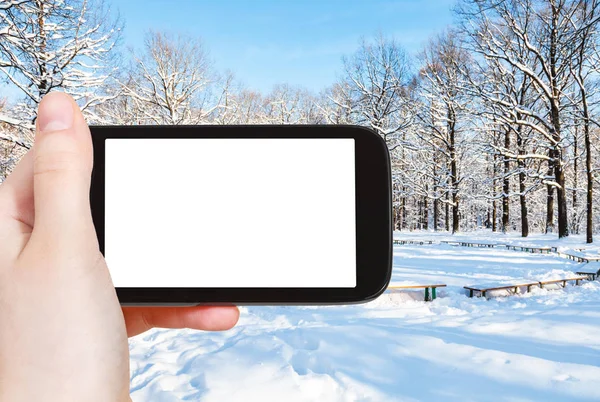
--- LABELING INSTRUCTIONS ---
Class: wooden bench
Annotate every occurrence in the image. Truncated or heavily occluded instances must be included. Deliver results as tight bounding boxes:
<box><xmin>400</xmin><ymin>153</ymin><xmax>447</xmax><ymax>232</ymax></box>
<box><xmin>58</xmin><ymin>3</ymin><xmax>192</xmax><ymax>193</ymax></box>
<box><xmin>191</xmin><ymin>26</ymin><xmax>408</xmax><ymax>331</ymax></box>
<box><xmin>387</xmin><ymin>284</ymin><xmax>447</xmax><ymax>301</ymax></box>
<box><xmin>539</xmin><ymin>276</ymin><xmax>588</xmax><ymax>288</ymax></box>
<box><xmin>465</xmin><ymin>276</ymin><xmax>590</xmax><ymax>298</ymax></box>
<box><xmin>505</xmin><ymin>245</ymin><xmax>555</xmax><ymax>254</ymax></box>
<box><xmin>440</xmin><ymin>241</ymin><xmax>497</xmax><ymax>248</ymax></box>
<box><xmin>440</xmin><ymin>240</ymin><xmax>461</xmax><ymax>246</ymax></box>
<box><xmin>556</xmin><ymin>251</ymin><xmax>589</xmax><ymax>263</ymax></box>
<box><xmin>392</xmin><ymin>240</ymin><xmax>434</xmax><ymax>245</ymax></box>
<box><xmin>576</xmin><ymin>269</ymin><xmax>600</xmax><ymax>281</ymax></box>
<box><xmin>438</xmin><ymin>241</ymin><xmax>558</xmax><ymax>254</ymax></box>
<box><xmin>464</xmin><ymin>282</ymin><xmax>540</xmax><ymax>298</ymax></box>
<box><xmin>459</xmin><ymin>242</ymin><xmax>500</xmax><ymax>248</ymax></box>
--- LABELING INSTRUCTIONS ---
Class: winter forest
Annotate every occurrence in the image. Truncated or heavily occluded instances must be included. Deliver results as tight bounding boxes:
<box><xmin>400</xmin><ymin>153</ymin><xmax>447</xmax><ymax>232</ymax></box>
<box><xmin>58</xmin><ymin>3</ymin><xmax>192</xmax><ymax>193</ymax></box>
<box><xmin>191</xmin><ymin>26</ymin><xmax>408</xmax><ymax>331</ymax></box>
<box><xmin>2</xmin><ymin>0</ymin><xmax>600</xmax><ymax>242</ymax></box>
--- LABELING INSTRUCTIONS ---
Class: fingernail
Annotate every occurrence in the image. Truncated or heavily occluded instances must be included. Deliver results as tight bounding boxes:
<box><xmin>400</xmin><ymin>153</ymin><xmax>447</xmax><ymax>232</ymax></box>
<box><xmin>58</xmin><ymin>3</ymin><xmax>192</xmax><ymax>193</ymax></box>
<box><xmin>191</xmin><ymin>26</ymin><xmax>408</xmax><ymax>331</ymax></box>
<box><xmin>37</xmin><ymin>93</ymin><xmax>74</xmax><ymax>133</ymax></box>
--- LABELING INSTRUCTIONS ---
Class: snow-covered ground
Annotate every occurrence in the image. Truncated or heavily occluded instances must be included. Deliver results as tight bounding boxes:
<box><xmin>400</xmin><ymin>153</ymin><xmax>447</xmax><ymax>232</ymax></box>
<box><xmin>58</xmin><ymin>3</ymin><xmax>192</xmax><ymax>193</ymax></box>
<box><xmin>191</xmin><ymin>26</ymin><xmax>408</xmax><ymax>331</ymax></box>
<box><xmin>129</xmin><ymin>231</ymin><xmax>600</xmax><ymax>401</ymax></box>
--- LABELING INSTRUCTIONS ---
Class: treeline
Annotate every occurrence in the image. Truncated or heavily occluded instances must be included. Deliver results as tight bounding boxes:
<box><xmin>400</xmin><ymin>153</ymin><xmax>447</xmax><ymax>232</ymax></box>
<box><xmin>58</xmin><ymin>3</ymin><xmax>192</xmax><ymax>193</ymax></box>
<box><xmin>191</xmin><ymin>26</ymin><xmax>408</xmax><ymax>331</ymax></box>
<box><xmin>1</xmin><ymin>0</ymin><xmax>600</xmax><ymax>241</ymax></box>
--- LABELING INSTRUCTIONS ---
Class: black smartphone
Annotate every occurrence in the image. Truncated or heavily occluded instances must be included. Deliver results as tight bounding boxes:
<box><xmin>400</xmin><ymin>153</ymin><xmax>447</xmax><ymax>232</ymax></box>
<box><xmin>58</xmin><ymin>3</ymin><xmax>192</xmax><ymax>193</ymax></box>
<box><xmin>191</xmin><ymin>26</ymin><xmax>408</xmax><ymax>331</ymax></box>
<box><xmin>90</xmin><ymin>125</ymin><xmax>392</xmax><ymax>305</ymax></box>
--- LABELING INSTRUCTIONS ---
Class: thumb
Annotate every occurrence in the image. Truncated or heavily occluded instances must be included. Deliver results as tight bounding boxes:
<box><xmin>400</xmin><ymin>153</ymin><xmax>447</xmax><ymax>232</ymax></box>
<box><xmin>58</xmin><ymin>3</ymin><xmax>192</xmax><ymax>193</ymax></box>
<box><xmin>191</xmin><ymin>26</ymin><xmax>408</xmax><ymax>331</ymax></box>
<box><xmin>32</xmin><ymin>92</ymin><xmax>95</xmax><ymax>242</ymax></box>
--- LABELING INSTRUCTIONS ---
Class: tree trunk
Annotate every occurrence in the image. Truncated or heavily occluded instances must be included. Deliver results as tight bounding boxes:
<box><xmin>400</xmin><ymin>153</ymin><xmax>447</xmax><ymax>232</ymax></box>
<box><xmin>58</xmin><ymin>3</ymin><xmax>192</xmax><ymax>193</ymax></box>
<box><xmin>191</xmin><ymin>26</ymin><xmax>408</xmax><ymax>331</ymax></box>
<box><xmin>585</xmin><ymin>129</ymin><xmax>593</xmax><ymax>243</ymax></box>
<box><xmin>519</xmin><ymin>172</ymin><xmax>528</xmax><ymax>237</ymax></box>
<box><xmin>448</xmin><ymin>106</ymin><xmax>459</xmax><ymax>234</ymax></box>
<box><xmin>548</xmin><ymin>113</ymin><xmax>568</xmax><ymax>238</ymax></box>
<box><xmin>399</xmin><ymin>197</ymin><xmax>405</xmax><ymax>230</ymax></box>
<box><xmin>445</xmin><ymin>195</ymin><xmax>450</xmax><ymax>232</ymax></box>
<box><xmin>492</xmin><ymin>152</ymin><xmax>498</xmax><ymax>232</ymax></box>
<box><xmin>546</xmin><ymin>156</ymin><xmax>555</xmax><ymax>234</ymax></box>
<box><xmin>401</xmin><ymin>192</ymin><xmax>406</xmax><ymax>230</ymax></box>
<box><xmin>574</xmin><ymin>5</ymin><xmax>594</xmax><ymax>243</ymax></box>
<box><xmin>548</xmin><ymin>6</ymin><xmax>568</xmax><ymax>238</ymax></box>
<box><xmin>417</xmin><ymin>199</ymin><xmax>422</xmax><ymax>230</ymax></box>
<box><xmin>452</xmin><ymin>194</ymin><xmax>459</xmax><ymax>234</ymax></box>
<box><xmin>433</xmin><ymin>197</ymin><xmax>439</xmax><ymax>231</ymax></box>
<box><xmin>392</xmin><ymin>182</ymin><xmax>399</xmax><ymax>230</ymax></box>
<box><xmin>516</xmin><ymin>125</ymin><xmax>529</xmax><ymax>237</ymax></box>
<box><xmin>572</xmin><ymin>126</ymin><xmax>579</xmax><ymax>234</ymax></box>
<box><xmin>502</xmin><ymin>127</ymin><xmax>510</xmax><ymax>233</ymax></box>
<box><xmin>423</xmin><ymin>193</ymin><xmax>429</xmax><ymax>230</ymax></box>
<box><xmin>555</xmin><ymin>158</ymin><xmax>569</xmax><ymax>238</ymax></box>
<box><xmin>433</xmin><ymin>160</ymin><xmax>439</xmax><ymax>231</ymax></box>
<box><xmin>578</xmin><ymin>70</ymin><xmax>593</xmax><ymax>243</ymax></box>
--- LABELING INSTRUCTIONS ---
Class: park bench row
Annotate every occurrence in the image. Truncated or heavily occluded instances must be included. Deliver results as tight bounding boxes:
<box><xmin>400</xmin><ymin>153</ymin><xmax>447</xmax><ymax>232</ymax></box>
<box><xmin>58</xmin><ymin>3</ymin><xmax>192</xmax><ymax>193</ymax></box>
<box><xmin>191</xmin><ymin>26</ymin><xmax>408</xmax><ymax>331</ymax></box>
<box><xmin>464</xmin><ymin>276</ymin><xmax>588</xmax><ymax>298</ymax></box>
<box><xmin>388</xmin><ymin>271</ymin><xmax>597</xmax><ymax>301</ymax></box>
<box><xmin>438</xmin><ymin>240</ymin><xmax>557</xmax><ymax>254</ymax></box>
<box><xmin>440</xmin><ymin>240</ymin><xmax>499</xmax><ymax>248</ymax></box>
<box><xmin>505</xmin><ymin>244</ymin><xmax>557</xmax><ymax>254</ymax></box>
<box><xmin>391</xmin><ymin>240</ymin><xmax>599</xmax><ymax>300</ymax></box>
<box><xmin>392</xmin><ymin>239</ymin><xmax>434</xmax><ymax>245</ymax></box>
<box><xmin>399</xmin><ymin>240</ymin><xmax>600</xmax><ymax>261</ymax></box>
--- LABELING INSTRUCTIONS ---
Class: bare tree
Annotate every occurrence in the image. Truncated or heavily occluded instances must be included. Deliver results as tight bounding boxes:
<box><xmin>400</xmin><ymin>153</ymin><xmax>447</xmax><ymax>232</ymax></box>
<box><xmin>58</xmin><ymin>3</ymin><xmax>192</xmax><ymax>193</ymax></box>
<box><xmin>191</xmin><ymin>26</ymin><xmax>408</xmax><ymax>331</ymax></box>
<box><xmin>567</xmin><ymin>0</ymin><xmax>600</xmax><ymax>242</ymax></box>
<box><xmin>417</xmin><ymin>30</ymin><xmax>471</xmax><ymax>234</ymax></box>
<box><xmin>260</xmin><ymin>84</ymin><xmax>319</xmax><ymax>124</ymax></box>
<box><xmin>340</xmin><ymin>34</ymin><xmax>414</xmax><ymax>228</ymax></box>
<box><xmin>317</xmin><ymin>82</ymin><xmax>354</xmax><ymax>125</ymax></box>
<box><xmin>208</xmin><ymin>73</ymin><xmax>266</xmax><ymax>124</ymax></box>
<box><xmin>341</xmin><ymin>34</ymin><xmax>413</xmax><ymax>148</ymax></box>
<box><xmin>464</xmin><ymin>43</ymin><xmax>549</xmax><ymax>237</ymax></box>
<box><xmin>455</xmin><ymin>0</ymin><xmax>597</xmax><ymax>238</ymax></box>
<box><xmin>0</xmin><ymin>0</ymin><xmax>121</xmax><ymax>135</ymax></box>
<box><xmin>121</xmin><ymin>31</ymin><xmax>214</xmax><ymax>125</ymax></box>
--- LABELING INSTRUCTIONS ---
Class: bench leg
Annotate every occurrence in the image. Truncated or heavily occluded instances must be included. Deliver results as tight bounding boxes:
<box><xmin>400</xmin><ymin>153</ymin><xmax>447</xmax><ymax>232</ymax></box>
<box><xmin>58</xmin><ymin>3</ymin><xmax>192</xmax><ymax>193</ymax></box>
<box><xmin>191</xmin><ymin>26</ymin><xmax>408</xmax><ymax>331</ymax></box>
<box><xmin>482</xmin><ymin>290</ymin><xmax>487</xmax><ymax>298</ymax></box>
<box><xmin>425</xmin><ymin>287</ymin><xmax>431</xmax><ymax>302</ymax></box>
<box><xmin>469</xmin><ymin>289</ymin><xmax>474</xmax><ymax>298</ymax></box>
<box><xmin>432</xmin><ymin>287</ymin><xmax>437</xmax><ymax>300</ymax></box>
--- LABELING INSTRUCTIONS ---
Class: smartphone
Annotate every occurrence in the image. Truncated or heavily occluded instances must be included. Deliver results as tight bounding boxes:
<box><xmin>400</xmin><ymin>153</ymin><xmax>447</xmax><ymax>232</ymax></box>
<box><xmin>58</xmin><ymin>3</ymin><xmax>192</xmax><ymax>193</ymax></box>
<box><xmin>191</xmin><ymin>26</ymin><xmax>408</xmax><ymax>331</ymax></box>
<box><xmin>90</xmin><ymin>125</ymin><xmax>392</xmax><ymax>305</ymax></box>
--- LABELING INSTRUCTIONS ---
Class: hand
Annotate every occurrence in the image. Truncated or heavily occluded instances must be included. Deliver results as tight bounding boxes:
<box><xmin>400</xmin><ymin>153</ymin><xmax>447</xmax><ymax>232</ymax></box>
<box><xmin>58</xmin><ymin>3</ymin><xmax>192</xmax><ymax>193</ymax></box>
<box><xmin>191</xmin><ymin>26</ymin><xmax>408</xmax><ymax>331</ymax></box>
<box><xmin>0</xmin><ymin>92</ymin><xmax>239</xmax><ymax>401</ymax></box>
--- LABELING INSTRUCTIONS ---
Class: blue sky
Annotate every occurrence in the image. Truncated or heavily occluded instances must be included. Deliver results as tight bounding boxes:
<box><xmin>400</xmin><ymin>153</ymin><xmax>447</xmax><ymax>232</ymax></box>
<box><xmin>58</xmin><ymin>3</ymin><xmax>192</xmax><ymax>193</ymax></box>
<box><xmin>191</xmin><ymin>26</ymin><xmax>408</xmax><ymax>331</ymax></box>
<box><xmin>114</xmin><ymin>0</ymin><xmax>455</xmax><ymax>93</ymax></box>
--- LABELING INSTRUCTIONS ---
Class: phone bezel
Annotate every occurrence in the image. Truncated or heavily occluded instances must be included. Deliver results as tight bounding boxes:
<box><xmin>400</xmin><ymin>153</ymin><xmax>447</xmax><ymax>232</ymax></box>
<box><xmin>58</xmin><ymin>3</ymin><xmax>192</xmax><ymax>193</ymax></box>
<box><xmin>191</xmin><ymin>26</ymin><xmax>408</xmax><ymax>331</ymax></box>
<box><xmin>90</xmin><ymin>125</ymin><xmax>392</xmax><ymax>305</ymax></box>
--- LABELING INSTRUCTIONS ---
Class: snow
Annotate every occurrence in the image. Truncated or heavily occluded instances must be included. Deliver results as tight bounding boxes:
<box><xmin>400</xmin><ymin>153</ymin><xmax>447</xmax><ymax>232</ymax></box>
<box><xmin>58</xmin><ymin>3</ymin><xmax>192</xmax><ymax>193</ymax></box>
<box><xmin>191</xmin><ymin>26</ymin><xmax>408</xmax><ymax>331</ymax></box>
<box><xmin>129</xmin><ymin>230</ymin><xmax>600</xmax><ymax>401</ymax></box>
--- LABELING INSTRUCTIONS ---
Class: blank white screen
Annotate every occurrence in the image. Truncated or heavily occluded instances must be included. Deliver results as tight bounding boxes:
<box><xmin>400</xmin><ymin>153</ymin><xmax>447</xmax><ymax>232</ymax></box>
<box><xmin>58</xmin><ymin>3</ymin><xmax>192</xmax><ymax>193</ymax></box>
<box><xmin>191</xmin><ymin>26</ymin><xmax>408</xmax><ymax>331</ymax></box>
<box><xmin>105</xmin><ymin>138</ymin><xmax>356</xmax><ymax>288</ymax></box>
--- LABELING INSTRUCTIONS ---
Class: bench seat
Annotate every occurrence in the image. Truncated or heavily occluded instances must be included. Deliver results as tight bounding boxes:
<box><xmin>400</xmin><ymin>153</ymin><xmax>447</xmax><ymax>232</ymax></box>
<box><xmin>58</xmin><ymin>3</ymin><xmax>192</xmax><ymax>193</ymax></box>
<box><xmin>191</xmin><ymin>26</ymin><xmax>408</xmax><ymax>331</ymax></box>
<box><xmin>505</xmin><ymin>245</ymin><xmax>555</xmax><ymax>254</ymax></box>
<box><xmin>576</xmin><ymin>270</ymin><xmax>600</xmax><ymax>280</ymax></box>
<box><xmin>464</xmin><ymin>282</ymin><xmax>540</xmax><ymax>298</ymax></box>
<box><xmin>392</xmin><ymin>240</ymin><xmax>434</xmax><ymax>245</ymax></box>
<box><xmin>539</xmin><ymin>277</ymin><xmax>588</xmax><ymax>288</ymax></box>
<box><xmin>556</xmin><ymin>252</ymin><xmax>590</xmax><ymax>263</ymax></box>
<box><xmin>465</xmin><ymin>276</ymin><xmax>590</xmax><ymax>298</ymax></box>
<box><xmin>387</xmin><ymin>284</ymin><xmax>447</xmax><ymax>301</ymax></box>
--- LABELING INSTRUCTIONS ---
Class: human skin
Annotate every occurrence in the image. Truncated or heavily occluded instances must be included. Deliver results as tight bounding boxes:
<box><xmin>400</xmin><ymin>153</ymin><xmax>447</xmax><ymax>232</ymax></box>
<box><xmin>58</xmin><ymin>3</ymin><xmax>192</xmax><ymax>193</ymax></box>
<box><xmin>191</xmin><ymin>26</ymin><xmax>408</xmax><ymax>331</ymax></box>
<box><xmin>0</xmin><ymin>92</ymin><xmax>239</xmax><ymax>401</ymax></box>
